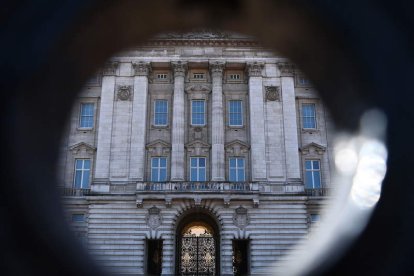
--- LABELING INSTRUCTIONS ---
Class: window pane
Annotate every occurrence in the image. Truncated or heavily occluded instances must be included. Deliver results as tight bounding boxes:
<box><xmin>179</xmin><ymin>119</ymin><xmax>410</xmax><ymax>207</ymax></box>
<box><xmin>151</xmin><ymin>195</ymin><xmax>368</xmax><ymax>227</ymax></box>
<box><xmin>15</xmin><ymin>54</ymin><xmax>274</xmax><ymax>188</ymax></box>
<box><xmin>230</xmin><ymin>158</ymin><xmax>236</xmax><ymax>167</ymax></box>
<box><xmin>305</xmin><ymin>171</ymin><xmax>313</xmax><ymax>188</ymax></box>
<box><xmin>313</xmin><ymin>160</ymin><xmax>320</xmax><ymax>169</ymax></box>
<box><xmin>74</xmin><ymin>171</ymin><xmax>82</xmax><ymax>188</ymax></box>
<box><xmin>151</xmin><ymin>169</ymin><xmax>158</xmax><ymax>181</ymax></box>
<box><xmin>160</xmin><ymin>157</ymin><xmax>167</xmax><ymax>167</ymax></box>
<box><xmin>159</xmin><ymin>168</ymin><xmax>167</xmax><ymax>181</ymax></box>
<box><xmin>191</xmin><ymin>158</ymin><xmax>197</xmax><ymax>167</ymax></box>
<box><xmin>152</xmin><ymin>158</ymin><xmax>158</xmax><ymax>168</ymax></box>
<box><xmin>305</xmin><ymin>160</ymin><xmax>312</xmax><ymax>170</ymax></box>
<box><xmin>199</xmin><ymin>158</ymin><xmax>205</xmax><ymax>167</ymax></box>
<box><xmin>83</xmin><ymin>160</ymin><xmax>90</xmax><ymax>169</ymax></box>
<box><xmin>199</xmin><ymin>169</ymin><xmax>206</xmax><ymax>181</ymax></box>
<box><xmin>229</xmin><ymin>169</ymin><xmax>236</xmax><ymax>182</ymax></box>
<box><xmin>82</xmin><ymin>171</ymin><xmax>90</xmax><ymax>188</ymax></box>
<box><xmin>155</xmin><ymin>100</ymin><xmax>168</xmax><ymax>125</ymax></box>
<box><xmin>229</xmin><ymin>100</ymin><xmax>242</xmax><ymax>126</ymax></box>
<box><xmin>238</xmin><ymin>169</ymin><xmax>245</xmax><ymax>181</ymax></box>
<box><xmin>237</xmin><ymin>158</ymin><xmax>244</xmax><ymax>167</ymax></box>
<box><xmin>75</xmin><ymin>160</ymin><xmax>83</xmax><ymax>169</ymax></box>
<box><xmin>191</xmin><ymin>169</ymin><xmax>197</xmax><ymax>181</ymax></box>
<box><xmin>313</xmin><ymin>172</ymin><xmax>321</xmax><ymax>188</ymax></box>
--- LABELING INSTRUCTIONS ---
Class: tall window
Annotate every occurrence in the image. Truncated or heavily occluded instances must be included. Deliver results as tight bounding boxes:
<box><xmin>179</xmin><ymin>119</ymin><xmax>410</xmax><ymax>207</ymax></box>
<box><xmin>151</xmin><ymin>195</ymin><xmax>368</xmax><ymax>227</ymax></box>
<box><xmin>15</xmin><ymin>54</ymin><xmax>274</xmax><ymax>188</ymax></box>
<box><xmin>191</xmin><ymin>100</ymin><xmax>205</xmax><ymax>125</ymax></box>
<box><xmin>74</xmin><ymin>159</ymin><xmax>91</xmax><ymax>189</ymax></box>
<box><xmin>229</xmin><ymin>158</ymin><xmax>245</xmax><ymax>182</ymax></box>
<box><xmin>151</xmin><ymin>157</ymin><xmax>167</xmax><ymax>182</ymax></box>
<box><xmin>154</xmin><ymin>100</ymin><xmax>168</xmax><ymax>126</ymax></box>
<box><xmin>190</xmin><ymin>157</ymin><xmax>206</xmax><ymax>181</ymax></box>
<box><xmin>305</xmin><ymin>160</ymin><xmax>321</xmax><ymax>188</ymax></box>
<box><xmin>302</xmin><ymin>103</ymin><xmax>316</xmax><ymax>129</ymax></box>
<box><xmin>79</xmin><ymin>103</ymin><xmax>94</xmax><ymax>128</ymax></box>
<box><xmin>229</xmin><ymin>100</ymin><xmax>243</xmax><ymax>126</ymax></box>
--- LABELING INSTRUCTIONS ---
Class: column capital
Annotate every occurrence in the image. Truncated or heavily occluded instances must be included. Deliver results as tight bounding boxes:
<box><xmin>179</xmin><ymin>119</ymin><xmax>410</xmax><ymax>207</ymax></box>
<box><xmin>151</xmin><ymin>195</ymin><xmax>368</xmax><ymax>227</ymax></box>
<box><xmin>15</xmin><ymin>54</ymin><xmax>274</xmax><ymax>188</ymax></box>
<box><xmin>171</xmin><ymin>61</ymin><xmax>187</xmax><ymax>78</ymax></box>
<box><xmin>132</xmin><ymin>61</ymin><xmax>151</xmax><ymax>76</ymax></box>
<box><xmin>246</xmin><ymin>61</ymin><xmax>264</xmax><ymax>77</ymax></box>
<box><xmin>209</xmin><ymin>61</ymin><xmax>225</xmax><ymax>78</ymax></box>
<box><xmin>277</xmin><ymin>62</ymin><xmax>295</xmax><ymax>77</ymax></box>
<box><xmin>102</xmin><ymin>61</ymin><xmax>119</xmax><ymax>76</ymax></box>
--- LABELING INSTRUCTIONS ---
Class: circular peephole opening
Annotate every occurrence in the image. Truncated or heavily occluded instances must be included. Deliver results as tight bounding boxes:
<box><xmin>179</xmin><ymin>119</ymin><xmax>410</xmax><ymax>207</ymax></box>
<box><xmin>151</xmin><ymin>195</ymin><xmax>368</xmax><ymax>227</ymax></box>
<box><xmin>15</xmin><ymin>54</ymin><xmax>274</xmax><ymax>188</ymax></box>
<box><xmin>58</xmin><ymin>30</ymin><xmax>387</xmax><ymax>275</ymax></box>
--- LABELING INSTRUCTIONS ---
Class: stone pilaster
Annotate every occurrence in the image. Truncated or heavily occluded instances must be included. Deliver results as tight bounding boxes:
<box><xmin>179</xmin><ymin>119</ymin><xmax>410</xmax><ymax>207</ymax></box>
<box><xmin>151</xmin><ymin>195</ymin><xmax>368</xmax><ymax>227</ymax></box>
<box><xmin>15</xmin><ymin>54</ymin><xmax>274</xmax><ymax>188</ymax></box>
<box><xmin>95</xmin><ymin>61</ymin><xmax>118</xmax><ymax>179</ymax></box>
<box><xmin>247</xmin><ymin>62</ymin><xmax>267</xmax><ymax>180</ymax></box>
<box><xmin>278</xmin><ymin>62</ymin><xmax>301</xmax><ymax>180</ymax></box>
<box><xmin>129</xmin><ymin>61</ymin><xmax>151</xmax><ymax>180</ymax></box>
<box><xmin>209</xmin><ymin>61</ymin><xmax>225</xmax><ymax>181</ymax></box>
<box><xmin>170</xmin><ymin>61</ymin><xmax>187</xmax><ymax>181</ymax></box>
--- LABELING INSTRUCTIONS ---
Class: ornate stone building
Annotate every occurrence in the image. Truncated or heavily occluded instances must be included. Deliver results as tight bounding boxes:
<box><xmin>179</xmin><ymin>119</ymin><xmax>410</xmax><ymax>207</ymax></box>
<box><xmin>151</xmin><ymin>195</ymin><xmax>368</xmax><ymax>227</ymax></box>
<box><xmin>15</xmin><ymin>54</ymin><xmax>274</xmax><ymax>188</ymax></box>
<box><xmin>59</xmin><ymin>32</ymin><xmax>334</xmax><ymax>275</ymax></box>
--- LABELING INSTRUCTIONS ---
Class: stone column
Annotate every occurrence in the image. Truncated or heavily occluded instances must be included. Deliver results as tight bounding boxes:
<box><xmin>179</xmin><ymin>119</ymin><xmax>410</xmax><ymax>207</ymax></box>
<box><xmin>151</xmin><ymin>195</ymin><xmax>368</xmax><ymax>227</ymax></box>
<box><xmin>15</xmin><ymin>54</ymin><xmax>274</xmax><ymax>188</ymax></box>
<box><xmin>95</xmin><ymin>61</ymin><xmax>118</xmax><ymax>180</ymax></box>
<box><xmin>209</xmin><ymin>61</ymin><xmax>226</xmax><ymax>181</ymax></box>
<box><xmin>129</xmin><ymin>61</ymin><xmax>151</xmax><ymax>181</ymax></box>
<box><xmin>278</xmin><ymin>62</ymin><xmax>301</xmax><ymax>180</ymax></box>
<box><xmin>170</xmin><ymin>61</ymin><xmax>187</xmax><ymax>181</ymax></box>
<box><xmin>247</xmin><ymin>62</ymin><xmax>267</xmax><ymax>180</ymax></box>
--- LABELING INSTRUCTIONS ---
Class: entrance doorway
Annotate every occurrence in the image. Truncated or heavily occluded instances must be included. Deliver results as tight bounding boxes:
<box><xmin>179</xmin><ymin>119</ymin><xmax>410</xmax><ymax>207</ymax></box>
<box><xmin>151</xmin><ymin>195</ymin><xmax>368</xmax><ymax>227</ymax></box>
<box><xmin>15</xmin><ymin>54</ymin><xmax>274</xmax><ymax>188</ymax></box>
<box><xmin>232</xmin><ymin>240</ymin><xmax>250</xmax><ymax>276</ymax></box>
<box><xmin>176</xmin><ymin>212</ymin><xmax>220</xmax><ymax>276</ymax></box>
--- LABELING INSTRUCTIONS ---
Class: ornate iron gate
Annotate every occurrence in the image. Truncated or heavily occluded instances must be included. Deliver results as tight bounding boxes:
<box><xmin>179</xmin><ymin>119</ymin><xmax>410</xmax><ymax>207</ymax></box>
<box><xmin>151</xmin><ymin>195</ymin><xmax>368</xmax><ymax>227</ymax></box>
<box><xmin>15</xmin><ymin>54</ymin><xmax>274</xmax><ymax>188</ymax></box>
<box><xmin>180</xmin><ymin>234</ymin><xmax>216</xmax><ymax>276</ymax></box>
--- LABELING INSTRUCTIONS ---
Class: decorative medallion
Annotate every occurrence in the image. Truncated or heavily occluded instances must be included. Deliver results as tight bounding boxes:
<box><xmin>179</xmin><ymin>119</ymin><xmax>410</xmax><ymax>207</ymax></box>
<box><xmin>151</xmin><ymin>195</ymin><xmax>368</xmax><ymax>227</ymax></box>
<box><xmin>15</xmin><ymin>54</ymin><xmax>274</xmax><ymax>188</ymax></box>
<box><xmin>233</xmin><ymin>206</ymin><xmax>249</xmax><ymax>229</ymax></box>
<box><xmin>116</xmin><ymin>85</ymin><xmax>132</xmax><ymax>101</ymax></box>
<box><xmin>146</xmin><ymin>206</ymin><xmax>162</xmax><ymax>229</ymax></box>
<box><xmin>265</xmin><ymin>86</ymin><xmax>280</xmax><ymax>101</ymax></box>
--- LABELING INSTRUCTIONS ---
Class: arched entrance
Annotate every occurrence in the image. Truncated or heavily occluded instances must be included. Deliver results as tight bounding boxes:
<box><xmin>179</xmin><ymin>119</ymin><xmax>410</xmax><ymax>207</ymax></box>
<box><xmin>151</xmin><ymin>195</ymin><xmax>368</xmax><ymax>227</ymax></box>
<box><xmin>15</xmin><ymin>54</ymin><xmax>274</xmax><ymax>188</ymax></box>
<box><xmin>176</xmin><ymin>211</ymin><xmax>220</xmax><ymax>276</ymax></box>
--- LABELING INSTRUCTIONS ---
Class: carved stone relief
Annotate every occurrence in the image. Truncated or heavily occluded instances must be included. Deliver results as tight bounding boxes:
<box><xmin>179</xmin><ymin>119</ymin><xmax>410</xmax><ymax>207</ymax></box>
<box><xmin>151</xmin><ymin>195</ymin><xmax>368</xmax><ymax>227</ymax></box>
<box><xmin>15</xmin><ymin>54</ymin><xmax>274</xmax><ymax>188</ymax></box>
<box><xmin>186</xmin><ymin>140</ymin><xmax>210</xmax><ymax>156</ymax></box>
<box><xmin>277</xmin><ymin>62</ymin><xmax>295</xmax><ymax>77</ymax></box>
<box><xmin>233</xmin><ymin>206</ymin><xmax>249</xmax><ymax>229</ymax></box>
<box><xmin>132</xmin><ymin>61</ymin><xmax>151</xmax><ymax>76</ymax></box>
<box><xmin>116</xmin><ymin>85</ymin><xmax>133</xmax><ymax>101</ymax></box>
<box><xmin>103</xmin><ymin>61</ymin><xmax>119</xmax><ymax>76</ymax></box>
<box><xmin>146</xmin><ymin>140</ymin><xmax>171</xmax><ymax>156</ymax></box>
<box><xmin>265</xmin><ymin>86</ymin><xmax>280</xmax><ymax>101</ymax></box>
<box><xmin>246</xmin><ymin>62</ymin><xmax>264</xmax><ymax>77</ymax></box>
<box><xmin>146</xmin><ymin>206</ymin><xmax>162</xmax><ymax>229</ymax></box>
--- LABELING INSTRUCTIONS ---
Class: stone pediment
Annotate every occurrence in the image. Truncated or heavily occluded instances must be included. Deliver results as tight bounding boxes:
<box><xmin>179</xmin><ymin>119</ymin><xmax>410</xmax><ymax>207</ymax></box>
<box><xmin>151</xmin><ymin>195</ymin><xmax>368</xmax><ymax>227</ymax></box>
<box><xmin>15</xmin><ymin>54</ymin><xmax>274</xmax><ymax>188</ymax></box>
<box><xmin>185</xmin><ymin>140</ymin><xmax>210</xmax><ymax>155</ymax></box>
<box><xmin>300</xmin><ymin>142</ymin><xmax>326</xmax><ymax>155</ymax></box>
<box><xmin>69</xmin><ymin>142</ymin><xmax>96</xmax><ymax>154</ymax></box>
<box><xmin>146</xmin><ymin>140</ymin><xmax>171</xmax><ymax>155</ymax></box>
<box><xmin>225</xmin><ymin>140</ymin><xmax>250</xmax><ymax>155</ymax></box>
<box><xmin>185</xmin><ymin>83</ymin><xmax>211</xmax><ymax>93</ymax></box>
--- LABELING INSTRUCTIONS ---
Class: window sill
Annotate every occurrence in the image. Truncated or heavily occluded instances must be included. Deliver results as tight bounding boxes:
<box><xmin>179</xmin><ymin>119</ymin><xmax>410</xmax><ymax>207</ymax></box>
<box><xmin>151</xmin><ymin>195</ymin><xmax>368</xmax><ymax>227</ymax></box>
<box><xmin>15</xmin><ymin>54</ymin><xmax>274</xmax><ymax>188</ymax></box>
<box><xmin>77</xmin><ymin>127</ymin><xmax>94</xmax><ymax>132</ymax></box>
<box><xmin>302</xmin><ymin>128</ymin><xmax>319</xmax><ymax>134</ymax></box>
<box><xmin>151</xmin><ymin>125</ymin><xmax>169</xmax><ymax>129</ymax></box>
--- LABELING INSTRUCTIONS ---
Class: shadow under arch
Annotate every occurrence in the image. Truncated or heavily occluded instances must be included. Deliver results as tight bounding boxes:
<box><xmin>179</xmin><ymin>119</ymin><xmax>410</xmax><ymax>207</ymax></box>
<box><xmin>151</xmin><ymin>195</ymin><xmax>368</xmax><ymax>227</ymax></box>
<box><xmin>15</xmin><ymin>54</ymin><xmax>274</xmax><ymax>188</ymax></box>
<box><xmin>174</xmin><ymin>207</ymin><xmax>222</xmax><ymax>276</ymax></box>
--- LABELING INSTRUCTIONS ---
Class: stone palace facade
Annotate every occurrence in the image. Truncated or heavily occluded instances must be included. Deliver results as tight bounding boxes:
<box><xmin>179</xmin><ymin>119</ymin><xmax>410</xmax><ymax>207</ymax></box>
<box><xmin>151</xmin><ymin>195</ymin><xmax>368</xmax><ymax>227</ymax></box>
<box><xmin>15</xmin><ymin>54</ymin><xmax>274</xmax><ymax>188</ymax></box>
<box><xmin>58</xmin><ymin>32</ymin><xmax>334</xmax><ymax>276</ymax></box>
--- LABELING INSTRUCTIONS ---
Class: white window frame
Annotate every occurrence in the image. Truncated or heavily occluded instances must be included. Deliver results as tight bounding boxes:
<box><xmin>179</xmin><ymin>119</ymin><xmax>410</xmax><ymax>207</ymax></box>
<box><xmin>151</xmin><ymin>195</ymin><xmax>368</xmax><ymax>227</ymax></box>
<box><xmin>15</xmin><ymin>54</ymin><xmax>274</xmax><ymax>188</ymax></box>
<box><xmin>228</xmin><ymin>100</ymin><xmax>243</xmax><ymax>127</ymax></box>
<box><xmin>73</xmin><ymin>159</ymin><xmax>91</xmax><ymax>189</ymax></box>
<box><xmin>191</xmin><ymin>100</ymin><xmax>206</xmax><ymax>126</ymax></box>
<box><xmin>305</xmin><ymin>160</ymin><xmax>321</xmax><ymax>188</ymax></box>
<box><xmin>302</xmin><ymin>103</ymin><xmax>317</xmax><ymax>129</ymax></box>
<box><xmin>151</xmin><ymin>157</ymin><xmax>167</xmax><ymax>182</ymax></box>
<box><xmin>79</xmin><ymin>103</ymin><xmax>94</xmax><ymax>129</ymax></box>
<box><xmin>190</xmin><ymin>157</ymin><xmax>206</xmax><ymax>182</ymax></box>
<box><xmin>154</xmin><ymin>100</ymin><xmax>168</xmax><ymax>126</ymax></box>
<box><xmin>229</xmin><ymin>157</ymin><xmax>245</xmax><ymax>182</ymax></box>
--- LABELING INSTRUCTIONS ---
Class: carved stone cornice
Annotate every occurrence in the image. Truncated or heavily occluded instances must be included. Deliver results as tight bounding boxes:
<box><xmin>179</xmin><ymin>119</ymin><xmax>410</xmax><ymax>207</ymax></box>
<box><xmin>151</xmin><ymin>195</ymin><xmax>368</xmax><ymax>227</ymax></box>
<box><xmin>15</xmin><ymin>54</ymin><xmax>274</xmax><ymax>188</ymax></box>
<box><xmin>103</xmin><ymin>61</ymin><xmax>119</xmax><ymax>76</ymax></box>
<box><xmin>116</xmin><ymin>85</ymin><xmax>133</xmax><ymax>101</ymax></box>
<box><xmin>69</xmin><ymin>142</ymin><xmax>96</xmax><ymax>155</ymax></box>
<box><xmin>146</xmin><ymin>139</ymin><xmax>171</xmax><ymax>156</ymax></box>
<box><xmin>246</xmin><ymin>62</ymin><xmax>264</xmax><ymax>77</ymax></box>
<box><xmin>209</xmin><ymin>61</ymin><xmax>225</xmax><ymax>78</ymax></box>
<box><xmin>132</xmin><ymin>61</ymin><xmax>151</xmax><ymax>76</ymax></box>
<box><xmin>300</xmin><ymin>142</ymin><xmax>326</xmax><ymax>155</ymax></box>
<box><xmin>185</xmin><ymin>140</ymin><xmax>210</xmax><ymax>155</ymax></box>
<box><xmin>225</xmin><ymin>140</ymin><xmax>250</xmax><ymax>156</ymax></box>
<box><xmin>185</xmin><ymin>83</ymin><xmax>212</xmax><ymax>93</ymax></box>
<box><xmin>277</xmin><ymin>62</ymin><xmax>295</xmax><ymax>77</ymax></box>
<box><xmin>171</xmin><ymin>61</ymin><xmax>187</xmax><ymax>78</ymax></box>
<box><xmin>265</xmin><ymin>86</ymin><xmax>281</xmax><ymax>101</ymax></box>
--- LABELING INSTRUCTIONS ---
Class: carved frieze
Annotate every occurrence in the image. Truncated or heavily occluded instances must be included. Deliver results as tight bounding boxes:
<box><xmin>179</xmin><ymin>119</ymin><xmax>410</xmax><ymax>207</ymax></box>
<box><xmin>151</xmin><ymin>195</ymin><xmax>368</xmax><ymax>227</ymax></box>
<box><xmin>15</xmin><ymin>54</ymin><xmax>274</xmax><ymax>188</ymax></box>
<box><xmin>277</xmin><ymin>62</ymin><xmax>295</xmax><ymax>77</ymax></box>
<box><xmin>132</xmin><ymin>61</ymin><xmax>151</xmax><ymax>76</ymax></box>
<box><xmin>246</xmin><ymin>62</ymin><xmax>264</xmax><ymax>77</ymax></box>
<box><xmin>265</xmin><ymin>86</ymin><xmax>280</xmax><ymax>101</ymax></box>
<box><xmin>225</xmin><ymin>140</ymin><xmax>250</xmax><ymax>156</ymax></box>
<box><xmin>233</xmin><ymin>206</ymin><xmax>249</xmax><ymax>229</ymax></box>
<box><xmin>300</xmin><ymin>142</ymin><xmax>326</xmax><ymax>155</ymax></box>
<box><xmin>185</xmin><ymin>140</ymin><xmax>210</xmax><ymax>156</ymax></box>
<box><xmin>103</xmin><ymin>61</ymin><xmax>119</xmax><ymax>76</ymax></box>
<box><xmin>146</xmin><ymin>206</ymin><xmax>162</xmax><ymax>229</ymax></box>
<box><xmin>116</xmin><ymin>85</ymin><xmax>133</xmax><ymax>101</ymax></box>
<box><xmin>69</xmin><ymin>142</ymin><xmax>96</xmax><ymax>155</ymax></box>
<box><xmin>185</xmin><ymin>83</ymin><xmax>212</xmax><ymax>93</ymax></box>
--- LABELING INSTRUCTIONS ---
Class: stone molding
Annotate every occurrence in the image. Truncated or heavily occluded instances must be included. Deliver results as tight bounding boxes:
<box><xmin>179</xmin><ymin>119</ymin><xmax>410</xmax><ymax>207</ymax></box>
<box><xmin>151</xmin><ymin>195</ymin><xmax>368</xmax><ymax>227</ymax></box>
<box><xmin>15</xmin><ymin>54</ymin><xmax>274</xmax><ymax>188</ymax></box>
<box><xmin>102</xmin><ymin>61</ymin><xmax>119</xmax><ymax>76</ymax></box>
<box><xmin>277</xmin><ymin>62</ymin><xmax>295</xmax><ymax>77</ymax></box>
<box><xmin>171</xmin><ymin>61</ymin><xmax>187</xmax><ymax>78</ymax></box>
<box><xmin>146</xmin><ymin>139</ymin><xmax>171</xmax><ymax>156</ymax></box>
<box><xmin>300</xmin><ymin>142</ymin><xmax>326</xmax><ymax>155</ymax></box>
<box><xmin>209</xmin><ymin>61</ymin><xmax>226</xmax><ymax>78</ymax></box>
<box><xmin>116</xmin><ymin>85</ymin><xmax>133</xmax><ymax>101</ymax></box>
<box><xmin>69</xmin><ymin>142</ymin><xmax>96</xmax><ymax>155</ymax></box>
<box><xmin>246</xmin><ymin>62</ymin><xmax>264</xmax><ymax>77</ymax></box>
<box><xmin>132</xmin><ymin>61</ymin><xmax>151</xmax><ymax>76</ymax></box>
<box><xmin>185</xmin><ymin>140</ymin><xmax>211</xmax><ymax>155</ymax></box>
<box><xmin>225</xmin><ymin>140</ymin><xmax>250</xmax><ymax>155</ymax></box>
<box><xmin>185</xmin><ymin>83</ymin><xmax>212</xmax><ymax>94</ymax></box>
<box><xmin>265</xmin><ymin>86</ymin><xmax>281</xmax><ymax>101</ymax></box>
